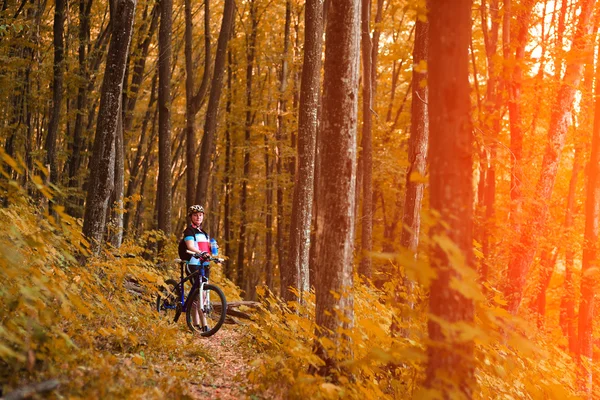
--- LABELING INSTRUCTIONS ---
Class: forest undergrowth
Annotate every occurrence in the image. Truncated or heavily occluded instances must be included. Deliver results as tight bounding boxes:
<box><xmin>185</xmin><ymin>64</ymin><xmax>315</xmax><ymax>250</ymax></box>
<box><xmin>0</xmin><ymin>157</ymin><xmax>595</xmax><ymax>399</ymax></box>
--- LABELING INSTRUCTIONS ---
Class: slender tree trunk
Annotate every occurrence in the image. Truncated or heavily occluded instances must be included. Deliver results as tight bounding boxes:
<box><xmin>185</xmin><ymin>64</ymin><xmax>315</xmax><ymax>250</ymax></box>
<box><xmin>313</xmin><ymin>0</ymin><xmax>360</xmax><ymax>376</ymax></box>
<box><xmin>560</xmin><ymin>148</ymin><xmax>582</xmax><ymax>353</ymax></box>
<box><xmin>83</xmin><ymin>0</ymin><xmax>137</xmax><ymax>252</ymax></box>
<box><xmin>284</xmin><ymin>0</ymin><xmax>324</xmax><ymax>302</ymax></box>
<box><xmin>45</xmin><ymin>0</ymin><xmax>65</xmax><ymax>190</ymax></box>
<box><xmin>504</xmin><ymin>0</ymin><xmax>535</xmax><ymax>237</ymax></box>
<box><xmin>479</xmin><ymin>0</ymin><xmax>500</xmax><ymax>283</ymax></box>
<box><xmin>67</xmin><ymin>0</ymin><xmax>92</xmax><ymax>216</ymax></box>
<box><xmin>184</xmin><ymin>0</ymin><xmax>196</xmax><ymax>207</ymax></box>
<box><xmin>236</xmin><ymin>0</ymin><xmax>258</xmax><ymax>294</ymax></box>
<box><xmin>577</xmin><ymin>28</ymin><xmax>600</xmax><ymax>394</ymax></box>
<box><xmin>275</xmin><ymin>0</ymin><xmax>292</xmax><ymax>293</ymax></box>
<box><xmin>223</xmin><ymin>49</ymin><xmax>234</xmax><ymax>281</ymax></box>
<box><xmin>358</xmin><ymin>0</ymin><xmax>373</xmax><ymax>279</ymax></box>
<box><xmin>264</xmin><ymin>132</ymin><xmax>274</xmax><ymax>291</ymax></box>
<box><xmin>393</xmin><ymin>14</ymin><xmax>428</xmax><ymax>334</ymax></box>
<box><xmin>425</xmin><ymin>0</ymin><xmax>475</xmax><ymax>397</ymax></box>
<box><xmin>184</xmin><ymin>0</ymin><xmax>211</xmax><ymax>207</ymax></box>
<box><xmin>123</xmin><ymin>71</ymin><xmax>157</xmax><ymax>235</ymax></box>
<box><xmin>505</xmin><ymin>0</ymin><xmax>596</xmax><ymax>314</ymax></box>
<box><xmin>195</xmin><ymin>0</ymin><xmax>236</xmax><ymax>205</ymax></box>
<box><xmin>110</xmin><ymin>112</ymin><xmax>125</xmax><ymax>247</ymax></box>
<box><xmin>157</xmin><ymin>0</ymin><xmax>173</xmax><ymax>236</ymax></box>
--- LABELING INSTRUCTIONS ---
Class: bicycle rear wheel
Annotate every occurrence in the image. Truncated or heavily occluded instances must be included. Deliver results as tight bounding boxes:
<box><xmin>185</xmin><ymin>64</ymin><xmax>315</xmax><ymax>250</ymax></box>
<box><xmin>185</xmin><ymin>284</ymin><xmax>227</xmax><ymax>337</ymax></box>
<box><xmin>156</xmin><ymin>279</ymin><xmax>181</xmax><ymax>321</ymax></box>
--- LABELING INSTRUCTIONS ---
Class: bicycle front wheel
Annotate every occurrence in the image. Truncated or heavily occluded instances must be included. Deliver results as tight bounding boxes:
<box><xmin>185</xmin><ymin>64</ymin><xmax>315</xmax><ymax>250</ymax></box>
<box><xmin>186</xmin><ymin>284</ymin><xmax>227</xmax><ymax>337</ymax></box>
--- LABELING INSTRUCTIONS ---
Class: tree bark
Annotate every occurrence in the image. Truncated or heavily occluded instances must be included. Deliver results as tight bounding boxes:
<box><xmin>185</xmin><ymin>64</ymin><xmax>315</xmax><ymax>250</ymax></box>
<box><xmin>83</xmin><ymin>0</ymin><xmax>137</xmax><ymax>252</ymax></box>
<box><xmin>284</xmin><ymin>0</ymin><xmax>323</xmax><ymax>302</ymax></box>
<box><xmin>505</xmin><ymin>0</ymin><xmax>596</xmax><ymax>314</ymax></box>
<box><xmin>314</xmin><ymin>0</ymin><xmax>360</xmax><ymax>376</ymax></box>
<box><xmin>425</xmin><ymin>0</ymin><xmax>475</xmax><ymax>397</ymax></box>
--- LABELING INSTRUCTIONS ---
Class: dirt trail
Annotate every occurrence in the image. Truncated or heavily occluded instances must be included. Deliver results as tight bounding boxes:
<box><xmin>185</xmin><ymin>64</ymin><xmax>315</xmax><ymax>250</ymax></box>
<box><xmin>189</xmin><ymin>325</ymin><xmax>253</xmax><ymax>399</ymax></box>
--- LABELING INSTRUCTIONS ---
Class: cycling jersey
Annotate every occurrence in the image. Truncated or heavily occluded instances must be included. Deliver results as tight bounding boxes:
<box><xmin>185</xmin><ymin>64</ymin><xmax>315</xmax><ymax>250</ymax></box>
<box><xmin>182</xmin><ymin>225</ymin><xmax>211</xmax><ymax>266</ymax></box>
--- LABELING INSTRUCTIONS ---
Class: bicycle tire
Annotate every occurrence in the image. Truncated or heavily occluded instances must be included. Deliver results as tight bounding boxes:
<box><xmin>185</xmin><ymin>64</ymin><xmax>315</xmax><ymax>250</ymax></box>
<box><xmin>156</xmin><ymin>279</ymin><xmax>180</xmax><ymax>321</ymax></box>
<box><xmin>185</xmin><ymin>284</ymin><xmax>227</xmax><ymax>337</ymax></box>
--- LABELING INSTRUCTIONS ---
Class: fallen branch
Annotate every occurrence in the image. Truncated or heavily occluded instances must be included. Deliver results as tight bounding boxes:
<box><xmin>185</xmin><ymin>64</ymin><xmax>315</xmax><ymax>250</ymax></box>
<box><xmin>4</xmin><ymin>379</ymin><xmax>60</xmax><ymax>400</ymax></box>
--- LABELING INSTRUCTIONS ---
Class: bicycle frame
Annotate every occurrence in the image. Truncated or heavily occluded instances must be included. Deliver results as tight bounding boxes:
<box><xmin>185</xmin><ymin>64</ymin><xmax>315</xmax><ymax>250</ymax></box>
<box><xmin>173</xmin><ymin>261</ymin><xmax>209</xmax><ymax>323</ymax></box>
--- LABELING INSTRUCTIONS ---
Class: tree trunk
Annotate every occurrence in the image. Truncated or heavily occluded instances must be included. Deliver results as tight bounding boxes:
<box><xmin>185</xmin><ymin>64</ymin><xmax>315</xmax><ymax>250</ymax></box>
<box><xmin>505</xmin><ymin>0</ymin><xmax>595</xmax><ymax>314</ymax></box>
<box><xmin>425</xmin><ymin>0</ymin><xmax>475</xmax><ymax>397</ymax></box>
<box><xmin>67</xmin><ymin>0</ymin><xmax>92</xmax><ymax>216</ymax></box>
<box><xmin>184</xmin><ymin>0</ymin><xmax>211</xmax><ymax>207</ymax></box>
<box><xmin>223</xmin><ymin>49</ymin><xmax>234</xmax><ymax>281</ymax></box>
<box><xmin>110</xmin><ymin>112</ymin><xmax>125</xmax><ymax>247</ymax></box>
<box><xmin>123</xmin><ymin>71</ymin><xmax>157</xmax><ymax>236</ymax></box>
<box><xmin>313</xmin><ymin>0</ymin><xmax>360</xmax><ymax>376</ymax></box>
<box><xmin>577</xmin><ymin>27</ymin><xmax>600</xmax><ymax>394</ymax></box>
<box><xmin>358</xmin><ymin>0</ymin><xmax>373</xmax><ymax>279</ymax></box>
<box><xmin>393</xmin><ymin>14</ymin><xmax>428</xmax><ymax>334</ymax></box>
<box><xmin>504</xmin><ymin>0</ymin><xmax>535</xmax><ymax>237</ymax></box>
<box><xmin>157</xmin><ymin>0</ymin><xmax>173</xmax><ymax>236</ymax></box>
<box><xmin>83</xmin><ymin>0</ymin><xmax>137</xmax><ymax>252</ymax></box>
<box><xmin>236</xmin><ymin>0</ymin><xmax>258</xmax><ymax>295</ymax></box>
<box><xmin>195</xmin><ymin>0</ymin><xmax>236</xmax><ymax>205</ymax></box>
<box><xmin>284</xmin><ymin>0</ymin><xmax>323</xmax><ymax>302</ymax></box>
<box><xmin>275</xmin><ymin>0</ymin><xmax>292</xmax><ymax>295</ymax></box>
<box><xmin>560</xmin><ymin>147</ymin><xmax>582</xmax><ymax>353</ymax></box>
<box><xmin>44</xmin><ymin>0</ymin><xmax>65</xmax><ymax>189</ymax></box>
<box><xmin>479</xmin><ymin>0</ymin><xmax>500</xmax><ymax>283</ymax></box>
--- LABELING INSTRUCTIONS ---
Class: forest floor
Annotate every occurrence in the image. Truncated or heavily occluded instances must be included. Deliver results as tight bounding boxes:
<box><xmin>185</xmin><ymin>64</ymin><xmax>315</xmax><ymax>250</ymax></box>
<box><xmin>188</xmin><ymin>324</ymin><xmax>254</xmax><ymax>399</ymax></box>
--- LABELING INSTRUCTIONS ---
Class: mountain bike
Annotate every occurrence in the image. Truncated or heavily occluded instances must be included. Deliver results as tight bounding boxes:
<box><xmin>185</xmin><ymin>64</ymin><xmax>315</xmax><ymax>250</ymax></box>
<box><xmin>156</xmin><ymin>251</ymin><xmax>227</xmax><ymax>337</ymax></box>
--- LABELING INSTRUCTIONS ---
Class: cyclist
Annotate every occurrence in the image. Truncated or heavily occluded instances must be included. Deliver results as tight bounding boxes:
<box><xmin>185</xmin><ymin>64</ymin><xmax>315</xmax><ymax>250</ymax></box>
<box><xmin>179</xmin><ymin>204</ymin><xmax>212</xmax><ymax>331</ymax></box>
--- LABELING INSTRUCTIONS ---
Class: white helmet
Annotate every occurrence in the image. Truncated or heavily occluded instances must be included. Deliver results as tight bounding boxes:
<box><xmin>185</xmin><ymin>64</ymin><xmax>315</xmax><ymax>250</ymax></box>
<box><xmin>188</xmin><ymin>205</ymin><xmax>205</xmax><ymax>216</ymax></box>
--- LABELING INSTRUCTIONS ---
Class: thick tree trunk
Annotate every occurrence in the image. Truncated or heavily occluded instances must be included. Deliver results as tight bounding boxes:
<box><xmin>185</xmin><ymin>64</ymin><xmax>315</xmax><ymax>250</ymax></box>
<box><xmin>425</xmin><ymin>0</ymin><xmax>475</xmax><ymax>397</ymax></box>
<box><xmin>83</xmin><ymin>0</ymin><xmax>137</xmax><ymax>252</ymax></box>
<box><xmin>195</xmin><ymin>0</ymin><xmax>236</xmax><ymax>205</ymax></box>
<box><xmin>314</xmin><ymin>0</ymin><xmax>360</xmax><ymax>376</ymax></box>
<box><xmin>157</xmin><ymin>0</ymin><xmax>173</xmax><ymax>236</ymax></box>
<box><xmin>284</xmin><ymin>0</ymin><xmax>323</xmax><ymax>302</ymax></box>
<box><xmin>505</xmin><ymin>0</ymin><xmax>595</xmax><ymax>314</ymax></box>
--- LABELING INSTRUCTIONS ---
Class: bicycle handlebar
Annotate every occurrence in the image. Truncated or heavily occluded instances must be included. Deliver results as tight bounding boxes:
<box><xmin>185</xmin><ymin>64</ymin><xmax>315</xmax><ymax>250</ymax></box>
<box><xmin>185</xmin><ymin>249</ymin><xmax>224</xmax><ymax>263</ymax></box>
